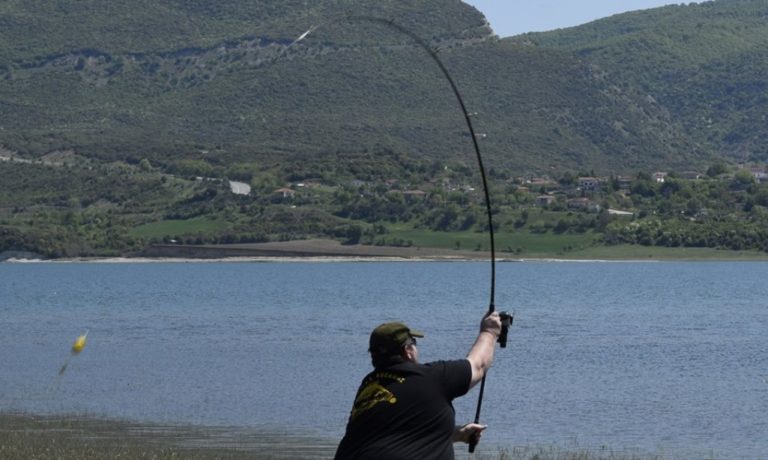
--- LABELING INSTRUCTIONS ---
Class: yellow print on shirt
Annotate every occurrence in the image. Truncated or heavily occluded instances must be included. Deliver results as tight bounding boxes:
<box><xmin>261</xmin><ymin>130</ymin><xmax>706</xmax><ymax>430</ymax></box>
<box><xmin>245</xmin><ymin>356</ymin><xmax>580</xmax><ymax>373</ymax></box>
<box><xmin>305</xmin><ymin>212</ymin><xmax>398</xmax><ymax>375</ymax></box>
<box><xmin>349</xmin><ymin>373</ymin><xmax>405</xmax><ymax>420</ymax></box>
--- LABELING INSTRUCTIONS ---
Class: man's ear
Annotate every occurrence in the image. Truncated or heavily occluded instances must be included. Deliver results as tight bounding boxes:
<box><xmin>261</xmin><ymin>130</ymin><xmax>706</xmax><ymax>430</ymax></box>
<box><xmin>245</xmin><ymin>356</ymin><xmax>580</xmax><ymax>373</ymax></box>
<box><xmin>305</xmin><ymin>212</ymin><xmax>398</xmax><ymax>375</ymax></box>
<box><xmin>399</xmin><ymin>347</ymin><xmax>409</xmax><ymax>359</ymax></box>
<box><xmin>400</xmin><ymin>344</ymin><xmax>416</xmax><ymax>361</ymax></box>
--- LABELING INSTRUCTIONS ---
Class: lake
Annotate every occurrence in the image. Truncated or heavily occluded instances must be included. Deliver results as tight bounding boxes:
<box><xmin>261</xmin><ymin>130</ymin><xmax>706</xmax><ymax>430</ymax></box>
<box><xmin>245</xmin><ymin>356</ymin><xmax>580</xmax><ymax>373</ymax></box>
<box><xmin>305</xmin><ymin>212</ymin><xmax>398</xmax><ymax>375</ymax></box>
<box><xmin>1</xmin><ymin>260</ymin><xmax>766</xmax><ymax>458</ymax></box>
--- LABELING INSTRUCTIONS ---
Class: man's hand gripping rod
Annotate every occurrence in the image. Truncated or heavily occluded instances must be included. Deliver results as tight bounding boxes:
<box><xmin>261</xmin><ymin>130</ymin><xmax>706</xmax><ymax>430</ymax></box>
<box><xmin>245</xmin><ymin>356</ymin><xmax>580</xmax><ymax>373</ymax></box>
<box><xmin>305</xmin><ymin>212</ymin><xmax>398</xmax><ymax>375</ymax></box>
<box><xmin>468</xmin><ymin>310</ymin><xmax>513</xmax><ymax>453</ymax></box>
<box><xmin>497</xmin><ymin>311</ymin><xmax>513</xmax><ymax>348</ymax></box>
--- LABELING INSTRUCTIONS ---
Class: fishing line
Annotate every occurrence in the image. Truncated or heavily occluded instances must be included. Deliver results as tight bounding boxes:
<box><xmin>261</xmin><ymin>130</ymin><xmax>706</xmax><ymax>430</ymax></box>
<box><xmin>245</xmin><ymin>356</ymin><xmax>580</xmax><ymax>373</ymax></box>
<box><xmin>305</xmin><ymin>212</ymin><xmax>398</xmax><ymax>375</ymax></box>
<box><xmin>275</xmin><ymin>14</ymin><xmax>496</xmax><ymax>308</ymax></box>
<box><xmin>271</xmin><ymin>15</ymin><xmax>497</xmax><ymax>452</ymax></box>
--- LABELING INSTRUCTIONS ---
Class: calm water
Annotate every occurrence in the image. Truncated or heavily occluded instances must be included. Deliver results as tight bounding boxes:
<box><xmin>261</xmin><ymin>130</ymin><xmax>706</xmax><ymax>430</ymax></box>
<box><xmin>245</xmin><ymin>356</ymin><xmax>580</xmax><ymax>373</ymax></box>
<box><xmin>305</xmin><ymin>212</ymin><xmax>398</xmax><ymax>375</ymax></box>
<box><xmin>1</xmin><ymin>261</ymin><xmax>766</xmax><ymax>458</ymax></box>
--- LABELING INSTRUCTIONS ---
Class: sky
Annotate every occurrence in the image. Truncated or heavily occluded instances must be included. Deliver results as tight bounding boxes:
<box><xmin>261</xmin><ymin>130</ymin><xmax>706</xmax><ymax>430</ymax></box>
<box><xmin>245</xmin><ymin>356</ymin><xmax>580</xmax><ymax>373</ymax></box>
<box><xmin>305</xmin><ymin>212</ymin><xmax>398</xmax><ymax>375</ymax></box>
<box><xmin>462</xmin><ymin>1</ymin><xmax>683</xmax><ymax>37</ymax></box>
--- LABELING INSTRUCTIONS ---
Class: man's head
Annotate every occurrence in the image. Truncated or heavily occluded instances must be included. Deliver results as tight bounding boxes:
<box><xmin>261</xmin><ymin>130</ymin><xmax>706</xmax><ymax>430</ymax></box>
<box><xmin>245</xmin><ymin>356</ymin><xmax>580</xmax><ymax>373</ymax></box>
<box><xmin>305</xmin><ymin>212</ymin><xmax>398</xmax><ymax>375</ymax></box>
<box><xmin>369</xmin><ymin>321</ymin><xmax>424</xmax><ymax>368</ymax></box>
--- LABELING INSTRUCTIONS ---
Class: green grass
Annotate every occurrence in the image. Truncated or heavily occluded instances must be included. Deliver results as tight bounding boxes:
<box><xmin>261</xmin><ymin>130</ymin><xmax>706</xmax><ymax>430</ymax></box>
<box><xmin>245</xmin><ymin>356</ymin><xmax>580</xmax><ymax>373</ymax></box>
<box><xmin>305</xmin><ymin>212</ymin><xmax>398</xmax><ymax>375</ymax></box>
<box><xmin>0</xmin><ymin>413</ymin><xmax>684</xmax><ymax>460</ymax></box>
<box><xmin>129</xmin><ymin>216</ymin><xmax>230</xmax><ymax>238</ymax></box>
<box><xmin>0</xmin><ymin>412</ymin><xmax>335</xmax><ymax>460</ymax></box>
<box><xmin>383</xmin><ymin>224</ymin><xmax>598</xmax><ymax>255</ymax></box>
<box><xmin>494</xmin><ymin>232</ymin><xmax>597</xmax><ymax>255</ymax></box>
<box><xmin>563</xmin><ymin>244</ymin><xmax>768</xmax><ymax>261</ymax></box>
<box><xmin>382</xmin><ymin>223</ymin><xmax>768</xmax><ymax>260</ymax></box>
<box><xmin>385</xmin><ymin>225</ymin><xmax>486</xmax><ymax>249</ymax></box>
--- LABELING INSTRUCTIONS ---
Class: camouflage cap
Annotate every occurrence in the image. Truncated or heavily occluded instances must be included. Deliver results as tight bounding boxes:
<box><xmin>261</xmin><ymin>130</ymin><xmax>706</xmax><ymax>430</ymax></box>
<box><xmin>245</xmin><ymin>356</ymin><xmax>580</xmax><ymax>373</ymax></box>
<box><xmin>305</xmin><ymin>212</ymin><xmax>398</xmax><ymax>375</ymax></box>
<box><xmin>369</xmin><ymin>321</ymin><xmax>424</xmax><ymax>355</ymax></box>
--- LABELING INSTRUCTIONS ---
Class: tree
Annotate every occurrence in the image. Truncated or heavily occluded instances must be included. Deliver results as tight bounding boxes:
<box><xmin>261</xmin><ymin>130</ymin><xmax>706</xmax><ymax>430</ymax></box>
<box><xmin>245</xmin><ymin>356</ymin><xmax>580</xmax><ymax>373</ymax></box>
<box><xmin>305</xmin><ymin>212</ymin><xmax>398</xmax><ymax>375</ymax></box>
<box><xmin>632</xmin><ymin>179</ymin><xmax>656</xmax><ymax>198</ymax></box>
<box><xmin>706</xmin><ymin>162</ymin><xmax>729</xmax><ymax>177</ymax></box>
<box><xmin>686</xmin><ymin>198</ymin><xmax>702</xmax><ymax>216</ymax></box>
<box><xmin>733</xmin><ymin>169</ymin><xmax>755</xmax><ymax>186</ymax></box>
<box><xmin>660</xmin><ymin>179</ymin><xmax>681</xmax><ymax>198</ymax></box>
<box><xmin>342</xmin><ymin>225</ymin><xmax>363</xmax><ymax>245</ymax></box>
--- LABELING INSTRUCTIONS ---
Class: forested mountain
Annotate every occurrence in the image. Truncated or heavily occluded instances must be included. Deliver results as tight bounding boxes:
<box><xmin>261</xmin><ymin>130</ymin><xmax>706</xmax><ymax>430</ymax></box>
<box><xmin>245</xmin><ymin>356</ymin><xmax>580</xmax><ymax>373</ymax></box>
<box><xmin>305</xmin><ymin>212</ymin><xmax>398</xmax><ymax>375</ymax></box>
<box><xmin>517</xmin><ymin>0</ymin><xmax>768</xmax><ymax>163</ymax></box>
<box><xmin>3</xmin><ymin>0</ymin><xmax>747</xmax><ymax>174</ymax></box>
<box><xmin>3</xmin><ymin>0</ymin><xmax>768</xmax><ymax>258</ymax></box>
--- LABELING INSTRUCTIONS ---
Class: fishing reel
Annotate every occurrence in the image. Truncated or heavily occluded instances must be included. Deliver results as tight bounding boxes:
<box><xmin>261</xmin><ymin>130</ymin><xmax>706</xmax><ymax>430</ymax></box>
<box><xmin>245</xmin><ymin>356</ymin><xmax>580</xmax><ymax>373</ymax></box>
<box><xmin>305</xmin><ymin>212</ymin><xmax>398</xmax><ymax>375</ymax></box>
<box><xmin>497</xmin><ymin>311</ymin><xmax>514</xmax><ymax>348</ymax></box>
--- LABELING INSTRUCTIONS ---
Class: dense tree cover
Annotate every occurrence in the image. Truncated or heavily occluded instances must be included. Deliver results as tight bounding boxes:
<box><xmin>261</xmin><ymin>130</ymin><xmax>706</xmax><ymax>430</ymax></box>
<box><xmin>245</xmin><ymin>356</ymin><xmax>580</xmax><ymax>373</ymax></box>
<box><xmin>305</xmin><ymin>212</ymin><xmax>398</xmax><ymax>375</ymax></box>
<box><xmin>0</xmin><ymin>0</ymin><xmax>732</xmax><ymax>175</ymax></box>
<box><xmin>601</xmin><ymin>174</ymin><xmax>768</xmax><ymax>251</ymax></box>
<box><xmin>0</xmin><ymin>0</ymin><xmax>487</xmax><ymax>62</ymax></box>
<box><xmin>2</xmin><ymin>152</ymin><xmax>768</xmax><ymax>258</ymax></box>
<box><xmin>520</xmin><ymin>0</ymin><xmax>768</xmax><ymax>163</ymax></box>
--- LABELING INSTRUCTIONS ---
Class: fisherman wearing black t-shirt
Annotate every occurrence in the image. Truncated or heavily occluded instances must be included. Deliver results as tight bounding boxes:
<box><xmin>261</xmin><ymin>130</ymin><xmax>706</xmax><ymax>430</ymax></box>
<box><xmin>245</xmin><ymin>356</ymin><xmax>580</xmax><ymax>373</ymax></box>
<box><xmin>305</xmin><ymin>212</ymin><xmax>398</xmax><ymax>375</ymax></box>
<box><xmin>334</xmin><ymin>312</ymin><xmax>502</xmax><ymax>460</ymax></box>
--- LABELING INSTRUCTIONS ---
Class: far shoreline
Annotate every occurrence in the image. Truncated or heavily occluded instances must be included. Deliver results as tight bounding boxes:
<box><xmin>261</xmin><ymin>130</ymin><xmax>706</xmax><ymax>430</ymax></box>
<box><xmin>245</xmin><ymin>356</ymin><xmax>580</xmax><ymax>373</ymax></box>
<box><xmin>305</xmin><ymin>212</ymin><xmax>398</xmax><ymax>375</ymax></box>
<box><xmin>3</xmin><ymin>238</ymin><xmax>768</xmax><ymax>263</ymax></box>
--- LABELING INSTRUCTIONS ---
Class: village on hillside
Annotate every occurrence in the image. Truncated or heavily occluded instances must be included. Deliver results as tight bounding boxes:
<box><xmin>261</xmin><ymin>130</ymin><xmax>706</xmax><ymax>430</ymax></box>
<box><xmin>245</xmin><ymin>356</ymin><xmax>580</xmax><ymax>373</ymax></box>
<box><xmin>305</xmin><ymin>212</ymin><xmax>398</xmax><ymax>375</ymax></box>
<box><xmin>265</xmin><ymin>164</ymin><xmax>768</xmax><ymax>221</ymax></box>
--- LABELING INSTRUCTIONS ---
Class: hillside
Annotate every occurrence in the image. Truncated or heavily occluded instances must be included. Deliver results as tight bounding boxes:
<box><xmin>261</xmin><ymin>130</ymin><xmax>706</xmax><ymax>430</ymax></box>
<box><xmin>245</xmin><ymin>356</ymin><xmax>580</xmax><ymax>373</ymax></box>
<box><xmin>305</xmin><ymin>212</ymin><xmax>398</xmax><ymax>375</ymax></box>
<box><xmin>0</xmin><ymin>0</ymin><xmax>712</xmax><ymax>174</ymax></box>
<box><xmin>3</xmin><ymin>0</ymin><xmax>768</xmax><ymax>258</ymax></box>
<box><xmin>0</xmin><ymin>0</ymin><xmax>493</xmax><ymax>162</ymax></box>
<box><xmin>515</xmin><ymin>0</ymin><xmax>768</xmax><ymax>162</ymax></box>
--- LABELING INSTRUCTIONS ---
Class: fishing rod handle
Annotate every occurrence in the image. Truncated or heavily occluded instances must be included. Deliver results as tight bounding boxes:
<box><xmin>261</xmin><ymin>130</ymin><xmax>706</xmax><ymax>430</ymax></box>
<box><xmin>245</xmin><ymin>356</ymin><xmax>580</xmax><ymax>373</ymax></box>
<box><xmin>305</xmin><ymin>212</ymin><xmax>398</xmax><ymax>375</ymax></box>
<box><xmin>497</xmin><ymin>311</ymin><xmax>514</xmax><ymax>348</ymax></box>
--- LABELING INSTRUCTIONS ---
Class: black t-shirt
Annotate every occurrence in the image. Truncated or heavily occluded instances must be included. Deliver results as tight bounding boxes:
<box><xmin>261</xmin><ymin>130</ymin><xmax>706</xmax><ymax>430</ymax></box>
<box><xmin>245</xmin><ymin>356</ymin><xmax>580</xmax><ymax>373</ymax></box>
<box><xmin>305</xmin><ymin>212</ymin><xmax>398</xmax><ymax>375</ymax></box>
<box><xmin>334</xmin><ymin>359</ymin><xmax>472</xmax><ymax>460</ymax></box>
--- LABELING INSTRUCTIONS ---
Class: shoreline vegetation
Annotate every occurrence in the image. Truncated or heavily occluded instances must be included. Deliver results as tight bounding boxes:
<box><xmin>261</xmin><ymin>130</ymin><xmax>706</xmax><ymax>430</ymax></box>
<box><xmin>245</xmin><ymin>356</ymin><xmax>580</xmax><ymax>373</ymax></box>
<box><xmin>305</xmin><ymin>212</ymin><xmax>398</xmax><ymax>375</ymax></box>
<box><xmin>3</xmin><ymin>238</ymin><xmax>768</xmax><ymax>263</ymax></box>
<box><xmin>0</xmin><ymin>412</ymin><xmax>682</xmax><ymax>460</ymax></box>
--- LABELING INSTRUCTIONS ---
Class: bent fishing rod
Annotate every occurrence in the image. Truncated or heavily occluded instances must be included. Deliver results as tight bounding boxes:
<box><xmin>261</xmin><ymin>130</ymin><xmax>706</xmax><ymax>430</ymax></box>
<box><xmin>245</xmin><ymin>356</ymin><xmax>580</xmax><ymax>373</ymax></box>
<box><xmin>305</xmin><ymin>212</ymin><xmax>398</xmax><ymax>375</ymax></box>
<box><xmin>273</xmin><ymin>15</ymin><xmax>511</xmax><ymax>452</ymax></box>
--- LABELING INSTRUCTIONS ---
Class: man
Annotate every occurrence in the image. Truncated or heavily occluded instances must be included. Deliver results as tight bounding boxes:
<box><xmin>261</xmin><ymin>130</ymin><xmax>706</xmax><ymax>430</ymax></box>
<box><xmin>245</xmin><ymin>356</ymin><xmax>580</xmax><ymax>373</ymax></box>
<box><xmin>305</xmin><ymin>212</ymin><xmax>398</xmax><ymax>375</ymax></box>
<box><xmin>334</xmin><ymin>312</ymin><xmax>502</xmax><ymax>460</ymax></box>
